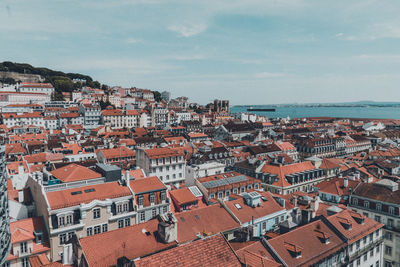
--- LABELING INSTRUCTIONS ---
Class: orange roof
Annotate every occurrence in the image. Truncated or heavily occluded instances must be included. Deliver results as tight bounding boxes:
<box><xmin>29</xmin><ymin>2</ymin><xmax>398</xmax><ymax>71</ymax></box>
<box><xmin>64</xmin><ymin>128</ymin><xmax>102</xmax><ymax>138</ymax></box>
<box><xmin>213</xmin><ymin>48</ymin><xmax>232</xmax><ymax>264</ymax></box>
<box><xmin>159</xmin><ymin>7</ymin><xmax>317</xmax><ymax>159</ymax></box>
<box><xmin>99</xmin><ymin>146</ymin><xmax>136</xmax><ymax>159</ymax></box>
<box><xmin>176</xmin><ymin>204</ymin><xmax>241</xmax><ymax>243</ymax></box>
<box><xmin>135</xmin><ymin>234</ymin><xmax>242</xmax><ymax>267</ymax></box>
<box><xmin>261</xmin><ymin>161</ymin><xmax>316</xmax><ymax>187</ymax></box>
<box><xmin>188</xmin><ymin>132</ymin><xmax>208</xmax><ymax>138</ymax></box>
<box><xmin>7</xmin><ymin>161</ymin><xmax>29</xmax><ymax>175</ymax></box>
<box><xmin>129</xmin><ymin>176</ymin><xmax>166</xmax><ymax>193</ymax></box>
<box><xmin>50</xmin><ymin>163</ymin><xmax>102</xmax><ymax>183</ymax></box>
<box><xmin>144</xmin><ymin>147</ymin><xmax>185</xmax><ymax>159</ymax></box>
<box><xmin>169</xmin><ymin>188</ymin><xmax>198</xmax><ymax>206</ymax></box>
<box><xmin>2</xmin><ymin>111</ymin><xmax>43</xmax><ymax>119</ymax></box>
<box><xmin>46</xmin><ymin>182</ymin><xmax>131</xmax><ymax>209</ymax></box>
<box><xmin>225</xmin><ymin>192</ymin><xmax>285</xmax><ymax>223</ymax></box>
<box><xmin>9</xmin><ymin>217</ymin><xmax>50</xmax><ymax>256</ymax></box>
<box><xmin>79</xmin><ymin>219</ymin><xmax>177</xmax><ymax>267</ymax></box>
<box><xmin>24</xmin><ymin>152</ymin><xmax>64</xmax><ymax>164</ymax></box>
<box><xmin>327</xmin><ymin>209</ymin><xmax>384</xmax><ymax>244</ymax></box>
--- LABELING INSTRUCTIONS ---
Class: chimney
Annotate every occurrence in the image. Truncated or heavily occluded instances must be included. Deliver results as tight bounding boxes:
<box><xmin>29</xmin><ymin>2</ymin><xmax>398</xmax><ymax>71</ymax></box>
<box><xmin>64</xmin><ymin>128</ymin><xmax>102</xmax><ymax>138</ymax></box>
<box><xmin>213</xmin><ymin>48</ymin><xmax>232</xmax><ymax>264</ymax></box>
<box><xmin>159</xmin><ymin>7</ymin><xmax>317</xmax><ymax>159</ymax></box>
<box><xmin>18</xmin><ymin>190</ymin><xmax>24</xmax><ymax>203</ymax></box>
<box><xmin>343</xmin><ymin>178</ymin><xmax>348</xmax><ymax>188</ymax></box>
<box><xmin>158</xmin><ymin>213</ymin><xmax>177</xmax><ymax>243</ymax></box>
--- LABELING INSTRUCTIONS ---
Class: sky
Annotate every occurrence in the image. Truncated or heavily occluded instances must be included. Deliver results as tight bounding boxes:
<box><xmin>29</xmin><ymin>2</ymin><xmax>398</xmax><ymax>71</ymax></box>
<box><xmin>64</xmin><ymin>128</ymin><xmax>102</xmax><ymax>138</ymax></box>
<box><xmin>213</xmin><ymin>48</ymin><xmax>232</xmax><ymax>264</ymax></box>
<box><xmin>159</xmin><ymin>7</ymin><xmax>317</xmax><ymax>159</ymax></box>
<box><xmin>1</xmin><ymin>0</ymin><xmax>400</xmax><ymax>105</ymax></box>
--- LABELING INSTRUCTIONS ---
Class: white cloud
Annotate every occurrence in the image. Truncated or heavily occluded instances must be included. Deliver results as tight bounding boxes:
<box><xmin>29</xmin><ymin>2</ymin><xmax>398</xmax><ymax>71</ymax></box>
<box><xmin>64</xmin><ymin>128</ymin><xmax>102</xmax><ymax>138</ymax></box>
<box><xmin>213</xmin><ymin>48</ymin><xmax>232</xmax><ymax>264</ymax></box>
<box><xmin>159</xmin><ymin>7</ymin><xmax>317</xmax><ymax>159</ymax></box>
<box><xmin>168</xmin><ymin>23</ymin><xmax>207</xmax><ymax>37</ymax></box>
<box><xmin>126</xmin><ymin>37</ymin><xmax>141</xmax><ymax>44</ymax></box>
<box><xmin>335</xmin><ymin>32</ymin><xmax>343</xmax><ymax>37</ymax></box>
<box><xmin>254</xmin><ymin>72</ymin><xmax>284</xmax><ymax>78</ymax></box>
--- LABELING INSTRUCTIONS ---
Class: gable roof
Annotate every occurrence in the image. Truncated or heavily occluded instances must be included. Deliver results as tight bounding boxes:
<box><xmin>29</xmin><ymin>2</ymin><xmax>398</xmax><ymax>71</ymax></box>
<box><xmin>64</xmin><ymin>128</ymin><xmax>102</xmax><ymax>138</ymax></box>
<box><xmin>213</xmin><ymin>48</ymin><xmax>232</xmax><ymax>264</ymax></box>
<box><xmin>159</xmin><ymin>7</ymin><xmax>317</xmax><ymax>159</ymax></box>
<box><xmin>50</xmin><ymin>163</ymin><xmax>102</xmax><ymax>183</ymax></box>
<box><xmin>176</xmin><ymin>204</ymin><xmax>240</xmax><ymax>243</ymax></box>
<box><xmin>46</xmin><ymin>181</ymin><xmax>131</xmax><ymax>209</ymax></box>
<box><xmin>134</xmin><ymin>234</ymin><xmax>241</xmax><ymax>267</ymax></box>
<box><xmin>79</xmin><ymin>219</ymin><xmax>177</xmax><ymax>267</ymax></box>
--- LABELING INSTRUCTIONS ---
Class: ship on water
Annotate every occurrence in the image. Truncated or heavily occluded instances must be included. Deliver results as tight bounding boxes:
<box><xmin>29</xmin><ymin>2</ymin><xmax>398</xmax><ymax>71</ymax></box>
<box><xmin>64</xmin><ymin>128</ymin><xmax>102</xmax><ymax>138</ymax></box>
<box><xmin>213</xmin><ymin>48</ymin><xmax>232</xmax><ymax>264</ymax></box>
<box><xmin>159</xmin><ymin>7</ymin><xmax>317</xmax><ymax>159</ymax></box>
<box><xmin>247</xmin><ymin>107</ymin><xmax>276</xmax><ymax>112</ymax></box>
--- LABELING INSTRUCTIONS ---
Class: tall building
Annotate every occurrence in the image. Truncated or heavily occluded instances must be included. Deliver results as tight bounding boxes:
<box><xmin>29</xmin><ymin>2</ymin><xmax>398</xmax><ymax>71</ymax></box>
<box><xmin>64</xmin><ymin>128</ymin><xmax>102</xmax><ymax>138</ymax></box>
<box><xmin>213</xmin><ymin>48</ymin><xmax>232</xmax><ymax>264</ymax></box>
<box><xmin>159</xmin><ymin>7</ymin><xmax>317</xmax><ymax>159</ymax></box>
<box><xmin>0</xmin><ymin>145</ymin><xmax>11</xmax><ymax>264</ymax></box>
<box><xmin>161</xmin><ymin>91</ymin><xmax>170</xmax><ymax>102</ymax></box>
<box><xmin>213</xmin><ymin>99</ymin><xmax>230</xmax><ymax>113</ymax></box>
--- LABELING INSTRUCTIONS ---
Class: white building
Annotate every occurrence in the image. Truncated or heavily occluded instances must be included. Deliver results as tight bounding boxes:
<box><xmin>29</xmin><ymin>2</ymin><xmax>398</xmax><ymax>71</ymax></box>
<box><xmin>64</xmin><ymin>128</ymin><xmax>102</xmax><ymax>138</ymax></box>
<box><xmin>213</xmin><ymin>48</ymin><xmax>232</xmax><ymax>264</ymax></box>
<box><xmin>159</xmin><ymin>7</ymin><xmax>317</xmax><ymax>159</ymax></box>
<box><xmin>0</xmin><ymin>91</ymin><xmax>50</xmax><ymax>107</ymax></box>
<box><xmin>136</xmin><ymin>147</ymin><xmax>186</xmax><ymax>187</ymax></box>
<box><xmin>1</xmin><ymin>112</ymin><xmax>45</xmax><ymax>128</ymax></box>
<box><xmin>185</xmin><ymin>162</ymin><xmax>225</xmax><ymax>186</ymax></box>
<box><xmin>101</xmin><ymin>109</ymin><xmax>140</xmax><ymax>129</ymax></box>
<box><xmin>18</xmin><ymin>82</ymin><xmax>54</xmax><ymax>96</ymax></box>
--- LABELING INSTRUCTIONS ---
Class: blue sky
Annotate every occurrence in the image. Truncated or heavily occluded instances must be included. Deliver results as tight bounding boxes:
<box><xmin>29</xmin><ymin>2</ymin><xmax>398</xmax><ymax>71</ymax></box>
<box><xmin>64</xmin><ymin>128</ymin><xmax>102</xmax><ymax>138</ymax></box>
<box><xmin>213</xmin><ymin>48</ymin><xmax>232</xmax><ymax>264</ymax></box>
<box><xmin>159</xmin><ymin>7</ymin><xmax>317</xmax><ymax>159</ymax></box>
<box><xmin>1</xmin><ymin>0</ymin><xmax>400</xmax><ymax>105</ymax></box>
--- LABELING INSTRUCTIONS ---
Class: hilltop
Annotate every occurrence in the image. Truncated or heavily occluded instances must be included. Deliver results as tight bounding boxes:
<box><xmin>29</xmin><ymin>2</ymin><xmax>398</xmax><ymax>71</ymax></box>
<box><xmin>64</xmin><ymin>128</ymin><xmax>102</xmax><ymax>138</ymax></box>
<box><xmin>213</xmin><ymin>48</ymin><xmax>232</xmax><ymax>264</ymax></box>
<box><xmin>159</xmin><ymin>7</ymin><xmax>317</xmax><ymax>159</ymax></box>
<box><xmin>0</xmin><ymin>61</ymin><xmax>106</xmax><ymax>100</ymax></box>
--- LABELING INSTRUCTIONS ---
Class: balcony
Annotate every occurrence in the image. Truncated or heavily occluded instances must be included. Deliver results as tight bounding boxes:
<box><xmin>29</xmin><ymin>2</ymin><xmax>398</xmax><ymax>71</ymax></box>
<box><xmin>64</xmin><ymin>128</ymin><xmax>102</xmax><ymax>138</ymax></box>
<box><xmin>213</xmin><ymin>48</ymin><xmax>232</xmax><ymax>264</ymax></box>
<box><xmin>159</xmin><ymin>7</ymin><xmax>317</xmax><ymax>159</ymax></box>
<box><xmin>347</xmin><ymin>237</ymin><xmax>383</xmax><ymax>262</ymax></box>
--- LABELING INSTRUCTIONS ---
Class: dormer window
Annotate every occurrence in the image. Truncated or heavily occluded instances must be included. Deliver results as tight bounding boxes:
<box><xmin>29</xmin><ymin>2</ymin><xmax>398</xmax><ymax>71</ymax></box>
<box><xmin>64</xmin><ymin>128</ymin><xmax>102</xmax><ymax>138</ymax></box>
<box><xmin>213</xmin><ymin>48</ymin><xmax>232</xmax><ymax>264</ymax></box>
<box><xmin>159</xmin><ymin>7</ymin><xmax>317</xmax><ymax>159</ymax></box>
<box><xmin>352</xmin><ymin>198</ymin><xmax>358</xmax><ymax>205</ymax></box>
<box><xmin>138</xmin><ymin>195</ymin><xmax>144</xmax><ymax>206</ymax></box>
<box><xmin>123</xmin><ymin>203</ymin><xmax>128</xmax><ymax>212</ymax></box>
<box><xmin>364</xmin><ymin>201</ymin><xmax>369</xmax><ymax>209</ymax></box>
<box><xmin>376</xmin><ymin>204</ymin><xmax>382</xmax><ymax>211</ymax></box>
<box><xmin>160</xmin><ymin>191</ymin><xmax>166</xmax><ymax>201</ymax></box>
<box><xmin>20</xmin><ymin>241</ymin><xmax>28</xmax><ymax>254</ymax></box>
<box><xmin>150</xmin><ymin>193</ymin><xmax>155</xmax><ymax>204</ymax></box>
<box><xmin>284</xmin><ymin>242</ymin><xmax>303</xmax><ymax>258</ymax></box>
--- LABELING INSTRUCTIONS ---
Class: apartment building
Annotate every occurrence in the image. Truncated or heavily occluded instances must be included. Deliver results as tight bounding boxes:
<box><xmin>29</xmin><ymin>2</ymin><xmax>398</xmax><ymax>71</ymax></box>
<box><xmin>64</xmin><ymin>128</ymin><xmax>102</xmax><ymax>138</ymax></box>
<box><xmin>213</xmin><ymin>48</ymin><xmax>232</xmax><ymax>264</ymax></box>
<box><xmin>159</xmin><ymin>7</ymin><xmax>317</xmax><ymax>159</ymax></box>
<box><xmin>101</xmin><ymin>109</ymin><xmax>139</xmax><ymax>129</ymax></box>
<box><xmin>2</xmin><ymin>112</ymin><xmax>45</xmax><ymax>128</ymax></box>
<box><xmin>18</xmin><ymin>82</ymin><xmax>54</xmax><ymax>96</ymax></box>
<box><xmin>261</xmin><ymin>161</ymin><xmax>326</xmax><ymax>195</ymax></box>
<box><xmin>5</xmin><ymin>217</ymin><xmax>50</xmax><ymax>267</ymax></box>
<box><xmin>195</xmin><ymin>171</ymin><xmax>261</xmax><ymax>203</ymax></box>
<box><xmin>130</xmin><ymin>176</ymin><xmax>170</xmax><ymax>224</ymax></box>
<box><xmin>136</xmin><ymin>147</ymin><xmax>186</xmax><ymax>186</ymax></box>
<box><xmin>79</xmin><ymin>103</ymin><xmax>101</xmax><ymax>130</ymax></box>
<box><xmin>349</xmin><ymin>179</ymin><xmax>400</xmax><ymax>267</ymax></box>
<box><xmin>27</xmin><ymin>179</ymin><xmax>135</xmax><ymax>262</ymax></box>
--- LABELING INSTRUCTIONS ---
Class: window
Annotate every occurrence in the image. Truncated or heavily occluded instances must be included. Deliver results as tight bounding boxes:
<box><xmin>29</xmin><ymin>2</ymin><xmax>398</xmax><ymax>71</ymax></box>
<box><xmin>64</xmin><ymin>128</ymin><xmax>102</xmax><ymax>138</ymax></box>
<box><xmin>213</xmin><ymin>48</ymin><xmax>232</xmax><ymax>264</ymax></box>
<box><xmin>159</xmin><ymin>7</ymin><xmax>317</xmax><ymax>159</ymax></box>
<box><xmin>163</xmin><ymin>206</ymin><xmax>168</xmax><ymax>213</ymax></box>
<box><xmin>118</xmin><ymin>219</ymin><xmax>124</xmax><ymax>228</ymax></box>
<box><xmin>385</xmin><ymin>245</ymin><xmax>392</xmax><ymax>256</ymax></box>
<box><xmin>376</xmin><ymin>204</ymin><xmax>381</xmax><ymax>211</ymax></box>
<box><xmin>140</xmin><ymin>212</ymin><xmax>145</xmax><ymax>221</ymax></box>
<box><xmin>161</xmin><ymin>191</ymin><xmax>166</xmax><ymax>201</ymax></box>
<box><xmin>20</xmin><ymin>241</ymin><xmax>28</xmax><ymax>253</ymax></box>
<box><xmin>117</xmin><ymin>204</ymin><xmax>122</xmax><ymax>213</ymax></box>
<box><xmin>123</xmin><ymin>203</ymin><xmax>128</xmax><ymax>212</ymax></box>
<box><xmin>357</xmin><ymin>257</ymin><xmax>361</xmax><ymax>266</ymax></box>
<box><xmin>125</xmin><ymin>218</ymin><xmax>131</xmax><ymax>226</ymax></box>
<box><xmin>387</xmin><ymin>219</ymin><xmax>393</xmax><ymax>228</ymax></box>
<box><xmin>376</xmin><ymin>261</ymin><xmax>379</xmax><ymax>267</ymax></box>
<box><xmin>353</xmin><ymin>198</ymin><xmax>358</xmax><ymax>205</ymax></box>
<box><xmin>22</xmin><ymin>257</ymin><xmax>29</xmax><ymax>267</ymax></box>
<box><xmin>150</xmin><ymin>194</ymin><xmax>155</xmax><ymax>204</ymax></box>
<box><xmin>218</xmin><ymin>192</ymin><xmax>223</xmax><ymax>198</ymax></box>
<box><xmin>363</xmin><ymin>236</ymin><xmax>367</xmax><ymax>245</ymax></box>
<box><xmin>370</xmin><ymin>249</ymin><xmax>374</xmax><ymax>257</ymax></box>
<box><xmin>59</xmin><ymin>216</ymin><xmax>65</xmax><ymax>227</ymax></box>
<box><xmin>350</xmin><ymin>244</ymin><xmax>353</xmax><ymax>252</ymax></box>
<box><xmin>59</xmin><ymin>233</ymin><xmax>67</xmax><ymax>244</ymax></box>
<box><xmin>138</xmin><ymin>195</ymin><xmax>144</xmax><ymax>206</ymax></box>
<box><xmin>94</xmin><ymin>225</ymin><xmax>101</xmax><ymax>234</ymax></box>
<box><xmin>388</xmin><ymin>206</ymin><xmax>394</xmax><ymax>215</ymax></box>
<box><xmin>375</xmin><ymin>215</ymin><xmax>381</xmax><ymax>223</ymax></box>
<box><xmin>102</xmin><ymin>224</ymin><xmax>108</xmax><ymax>232</ymax></box>
<box><xmin>369</xmin><ymin>233</ymin><xmax>373</xmax><ymax>242</ymax></box>
<box><xmin>152</xmin><ymin>208</ymin><xmax>156</xmax><ymax>218</ymax></box>
<box><xmin>86</xmin><ymin>227</ymin><xmax>92</xmax><ymax>236</ymax></box>
<box><xmin>93</xmin><ymin>208</ymin><xmax>101</xmax><ymax>219</ymax></box>
<box><xmin>262</xmin><ymin>222</ymin><xmax>266</xmax><ymax>230</ymax></box>
<box><xmin>66</xmin><ymin>214</ymin><xmax>73</xmax><ymax>225</ymax></box>
<box><xmin>275</xmin><ymin>217</ymin><xmax>279</xmax><ymax>225</ymax></box>
<box><xmin>385</xmin><ymin>232</ymin><xmax>393</xmax><ymax>241</ymax></box>
<box><xmin>179</xmin><ymin>173</ymin><xmax>182</xmax><ymax>178</ymax></box>
<box><xmin>67</xmin><ymin>232</ymin><xmax>74</xmax><ymax>241</ymax></box>
<box><xmin>364</xmin><ymin>201</ymin><xmax>369</xmax><ymax>208</ymax></box>
<box><xmin>376</xmin><ymin>245</ymin><xmax>380</xmax><ymax>253</ymax></box>
<box><xmin>363</xmin><ymin>253</ymin><xmax>368</xmax><ymax>261</ymax></box>
<box><xmin>356</xmin><ymin>240</ymin><xmax>360</xmax><ymax>250</ymax></box>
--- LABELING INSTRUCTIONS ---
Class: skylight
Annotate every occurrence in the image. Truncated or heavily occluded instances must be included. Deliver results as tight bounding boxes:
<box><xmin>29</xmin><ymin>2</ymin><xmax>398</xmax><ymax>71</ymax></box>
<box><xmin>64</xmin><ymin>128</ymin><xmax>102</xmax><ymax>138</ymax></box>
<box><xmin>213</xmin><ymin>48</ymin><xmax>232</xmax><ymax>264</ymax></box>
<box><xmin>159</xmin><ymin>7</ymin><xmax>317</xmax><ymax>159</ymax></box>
<box><xmin>235</xmin><ymin>203</ymin><xmax>242</xmax><ymax>210</ymax></box>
